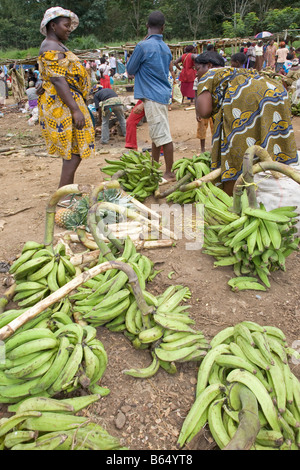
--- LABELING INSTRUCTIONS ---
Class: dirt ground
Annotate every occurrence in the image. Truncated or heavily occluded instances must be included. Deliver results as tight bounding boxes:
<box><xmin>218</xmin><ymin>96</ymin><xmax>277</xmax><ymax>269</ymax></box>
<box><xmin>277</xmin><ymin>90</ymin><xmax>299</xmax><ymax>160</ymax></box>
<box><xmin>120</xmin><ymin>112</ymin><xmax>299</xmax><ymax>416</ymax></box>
<box><xmin>0</xmin><ymin>95</ymin><xmax>300</xmax><ymax>452</ymax></box>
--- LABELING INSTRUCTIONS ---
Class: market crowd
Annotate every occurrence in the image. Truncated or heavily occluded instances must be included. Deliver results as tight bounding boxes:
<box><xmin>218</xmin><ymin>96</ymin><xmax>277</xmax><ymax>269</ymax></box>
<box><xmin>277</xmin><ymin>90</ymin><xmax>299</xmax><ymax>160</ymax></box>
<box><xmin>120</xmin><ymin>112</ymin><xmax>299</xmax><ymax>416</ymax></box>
<box><xmin>0</xmin><ymin>7</ymin><xmax>299</xmax><ymax>199</ymax></box>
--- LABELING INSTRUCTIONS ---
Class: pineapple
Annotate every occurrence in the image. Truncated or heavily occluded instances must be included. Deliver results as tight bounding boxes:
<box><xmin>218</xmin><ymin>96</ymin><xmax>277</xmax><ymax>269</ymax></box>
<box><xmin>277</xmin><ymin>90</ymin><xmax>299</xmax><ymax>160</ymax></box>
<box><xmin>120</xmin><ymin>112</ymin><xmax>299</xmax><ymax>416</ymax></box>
<box><xmin>54</xmin><ymin>190</ymin><xmax>133</xmax><ymax>230</ymax></box>
<box><xmin>55</xmin><ymin>208</ymin><xmax>74</xmax><ymax>228</ymax></box>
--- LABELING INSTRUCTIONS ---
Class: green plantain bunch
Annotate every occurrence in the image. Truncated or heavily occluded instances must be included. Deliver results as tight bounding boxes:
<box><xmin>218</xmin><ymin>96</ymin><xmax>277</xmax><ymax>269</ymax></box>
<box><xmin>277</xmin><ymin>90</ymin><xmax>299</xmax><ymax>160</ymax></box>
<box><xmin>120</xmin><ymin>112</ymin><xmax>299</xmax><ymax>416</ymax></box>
<box><xmin>101</xmin><ymin>150</ymin><xmax>163</xmax><ymax>201</ymax></box>
<box><xmin>9</xmin><ymin>241</ymin><xmax>77</xmax><ymax>308</ymax></box>
<box><xmin>178</xmin><ymin>321</ymin><xmax>300</xmax><ymax>450</ymax></box>
<box><xmin>196</xmin><ymin>184</ymin><xmax>300</xmax><ymax>291</ymax></box>
<box><xmin>166</xmin><ymin>152</ymin><xmax>211</xmax><ymax>204</ymax></box>
<box><xmin>0</xmin><ymin>395</ymin><xmax>126</xmax><ymax>450</ymax></box>
<box><xmin>0</xmin><ymin>319</ymin><xmax>109</xmax><ymax>404</ymax></box>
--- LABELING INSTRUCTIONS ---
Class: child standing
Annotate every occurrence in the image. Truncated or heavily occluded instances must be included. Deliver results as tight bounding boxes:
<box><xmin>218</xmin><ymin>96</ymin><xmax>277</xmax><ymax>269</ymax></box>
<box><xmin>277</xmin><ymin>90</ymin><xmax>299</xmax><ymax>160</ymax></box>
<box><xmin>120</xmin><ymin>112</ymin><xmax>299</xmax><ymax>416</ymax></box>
<box><xmin>193</xmin><ymin>64</ymin><xmax>213</xmax><ymax>153</ymax></box>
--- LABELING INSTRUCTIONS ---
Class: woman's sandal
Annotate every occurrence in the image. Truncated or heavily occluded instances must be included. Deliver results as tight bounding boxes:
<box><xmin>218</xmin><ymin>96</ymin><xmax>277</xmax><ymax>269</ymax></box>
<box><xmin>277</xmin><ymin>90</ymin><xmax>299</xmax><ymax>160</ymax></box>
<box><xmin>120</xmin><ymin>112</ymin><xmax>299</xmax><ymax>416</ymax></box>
<box><xmin>57</xmin><ymin>195</ymin><xmax>80</xmax><ymax>208</ymax></box>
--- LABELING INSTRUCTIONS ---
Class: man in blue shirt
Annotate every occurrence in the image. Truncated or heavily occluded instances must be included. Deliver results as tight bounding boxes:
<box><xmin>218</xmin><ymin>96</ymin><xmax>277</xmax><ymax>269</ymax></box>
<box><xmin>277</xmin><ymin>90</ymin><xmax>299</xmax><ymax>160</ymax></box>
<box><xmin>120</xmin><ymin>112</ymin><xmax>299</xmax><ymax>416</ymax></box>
<box><xmin>127</xmin><ymin>11</ymin><xmax>175</xmax><ymax>182</ymax></box>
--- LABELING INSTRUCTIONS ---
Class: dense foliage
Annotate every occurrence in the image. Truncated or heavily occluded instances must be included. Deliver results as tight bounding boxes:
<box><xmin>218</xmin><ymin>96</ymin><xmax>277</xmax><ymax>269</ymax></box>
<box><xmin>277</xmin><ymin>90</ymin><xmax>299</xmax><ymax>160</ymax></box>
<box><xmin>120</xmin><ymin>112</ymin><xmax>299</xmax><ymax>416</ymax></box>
<box><xmin>0</xmin><ymin>0</ymin><xmax>300</xmax><ymax>51</ymax></box>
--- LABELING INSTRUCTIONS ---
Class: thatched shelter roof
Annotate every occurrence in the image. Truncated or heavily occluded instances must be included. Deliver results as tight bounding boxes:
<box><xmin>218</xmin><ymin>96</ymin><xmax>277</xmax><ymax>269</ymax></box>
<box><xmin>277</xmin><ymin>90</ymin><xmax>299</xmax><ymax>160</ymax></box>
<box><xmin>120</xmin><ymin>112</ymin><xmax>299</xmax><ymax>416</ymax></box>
<box><xmin>0</xmin><ymin>31</ymin><xmax>293</xmax><ymax>66</ymax></box>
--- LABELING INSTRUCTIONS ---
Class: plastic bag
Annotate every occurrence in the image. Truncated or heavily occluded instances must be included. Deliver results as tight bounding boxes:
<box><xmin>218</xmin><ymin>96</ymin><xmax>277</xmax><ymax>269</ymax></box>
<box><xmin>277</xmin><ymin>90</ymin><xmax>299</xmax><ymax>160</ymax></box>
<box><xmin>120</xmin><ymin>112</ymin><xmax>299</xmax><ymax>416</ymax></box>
<box><xmin>253</xmin><ymin>154</ymin><xmax>300</xmax><ymax>235</ymax></box>
<box><xmin>172</xmin><ymin>83</ymin><xmax>183</xmax><ymax>104</ymax></box>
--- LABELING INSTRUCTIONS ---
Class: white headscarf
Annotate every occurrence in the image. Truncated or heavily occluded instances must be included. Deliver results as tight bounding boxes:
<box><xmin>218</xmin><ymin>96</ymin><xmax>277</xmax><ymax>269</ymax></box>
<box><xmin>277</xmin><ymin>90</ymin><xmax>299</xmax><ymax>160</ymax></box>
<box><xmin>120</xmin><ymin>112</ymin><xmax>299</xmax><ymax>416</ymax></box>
<box><xmin>40</xmin><ymin>6</ymin><xmax>79</xmax><ymax>36</ymax></box>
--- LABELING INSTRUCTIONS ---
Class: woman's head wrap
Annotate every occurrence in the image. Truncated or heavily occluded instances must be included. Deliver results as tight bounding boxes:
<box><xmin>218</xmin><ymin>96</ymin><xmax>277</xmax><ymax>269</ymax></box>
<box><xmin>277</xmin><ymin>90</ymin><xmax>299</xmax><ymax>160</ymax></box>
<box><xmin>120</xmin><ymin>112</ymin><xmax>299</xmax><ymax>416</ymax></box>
<box><xmin>194</xmin><ymin>51</ymin><xmax>225</xmax><ymax>67</ymax></box>
<box><xmin>40</xmin><ymin>7</ymin><xmax>79</xmax><ymax>36</ymax></box>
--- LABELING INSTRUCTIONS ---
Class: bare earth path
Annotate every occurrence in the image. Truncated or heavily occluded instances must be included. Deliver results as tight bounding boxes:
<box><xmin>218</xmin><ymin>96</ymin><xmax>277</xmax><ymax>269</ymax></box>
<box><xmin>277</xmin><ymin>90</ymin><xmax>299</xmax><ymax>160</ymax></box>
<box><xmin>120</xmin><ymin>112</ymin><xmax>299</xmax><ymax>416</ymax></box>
<box><xmin>0</xmin><ymin>98</ymin><xmax>299</xmax><ymax>450</ymax></box>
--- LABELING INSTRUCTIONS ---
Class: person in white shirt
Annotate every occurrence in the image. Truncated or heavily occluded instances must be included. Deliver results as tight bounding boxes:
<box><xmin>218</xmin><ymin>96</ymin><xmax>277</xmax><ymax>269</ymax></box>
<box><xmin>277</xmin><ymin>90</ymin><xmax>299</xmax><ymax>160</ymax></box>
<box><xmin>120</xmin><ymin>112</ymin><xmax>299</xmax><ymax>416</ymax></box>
<box><xmin>254</xmin><ymin>40</ymin><xmax>264</xmax><ymax>71</ymax></box>
<box><xmin>109</xmin><ymin>53</ymin><xmax>117</xmax><ymax>76</ymax></box>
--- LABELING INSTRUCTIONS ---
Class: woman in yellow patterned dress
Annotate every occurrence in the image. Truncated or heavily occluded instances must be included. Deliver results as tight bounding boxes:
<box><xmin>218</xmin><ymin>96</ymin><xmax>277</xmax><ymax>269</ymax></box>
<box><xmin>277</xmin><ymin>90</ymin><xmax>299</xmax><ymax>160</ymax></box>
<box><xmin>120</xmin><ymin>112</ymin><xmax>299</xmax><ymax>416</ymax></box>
<box><xmin>194</xmin><ymin>51</ymin><xmax>298</xmax><ymax>196</ymax></box>
<box><xmin>38</xmin><ymin>7</ymin><xmax>95</xmax><ymax>194</ymax></box>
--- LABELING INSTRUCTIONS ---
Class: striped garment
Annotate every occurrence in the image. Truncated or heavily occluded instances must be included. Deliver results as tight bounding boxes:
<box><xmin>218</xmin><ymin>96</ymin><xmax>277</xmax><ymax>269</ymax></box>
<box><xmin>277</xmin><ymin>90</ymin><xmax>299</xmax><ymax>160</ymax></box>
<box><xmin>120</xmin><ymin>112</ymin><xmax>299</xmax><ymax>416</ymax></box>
<box><xmin>197</xmin><ymin>67</ymin><xmax>298</xmax><ymax>182</ymax></box>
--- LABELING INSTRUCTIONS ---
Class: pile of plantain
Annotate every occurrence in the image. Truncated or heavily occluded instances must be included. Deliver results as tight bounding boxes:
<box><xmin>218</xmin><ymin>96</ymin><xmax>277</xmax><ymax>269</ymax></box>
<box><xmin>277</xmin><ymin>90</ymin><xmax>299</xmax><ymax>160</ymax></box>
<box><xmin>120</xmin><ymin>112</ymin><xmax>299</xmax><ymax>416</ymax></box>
<box><xmin>101</xmin><ymin>150</ymin><xmax>163</xmax><ymax>201</ymax></box>
<box><xmin>178</xmin><ymin>321</ymin><xmax>300</xmax><ymax>450</ymax></box>
<box><xmin>0</xmin><ymin>319</ymin><xmax>109</xmax><ymax>403</ymax></box>
<box><xmin>166</xmin><ymin>153</ymin><xmax>211</xmax><ymax>204</ymax></box>
<box><xmin>67</xmin><ymin>236</ymin><xmax>211</xmax><ymax>378</ymax></box>
<box><xmin>1</xmin><ymin>235</ymin><xmax>209</xmax><ymax>398</ymax></box>
<box><xmin>291</xmin><ymin>101</ymin><xmax>300</xmax><ymax>117</ymax></box>
<box><xmin>0</xmin><ymin>395</ymin><xmax>125</xmax><ymax>450</ymax></box>
<box><xmin>196</xmin><ymin>183</ymin><xmax>300</xmax><ymax>291</ymax></box>
<box><xmin>9</xmin><ymin>241</ymin><xmax>78</xmax><ymax>308</ymax></box>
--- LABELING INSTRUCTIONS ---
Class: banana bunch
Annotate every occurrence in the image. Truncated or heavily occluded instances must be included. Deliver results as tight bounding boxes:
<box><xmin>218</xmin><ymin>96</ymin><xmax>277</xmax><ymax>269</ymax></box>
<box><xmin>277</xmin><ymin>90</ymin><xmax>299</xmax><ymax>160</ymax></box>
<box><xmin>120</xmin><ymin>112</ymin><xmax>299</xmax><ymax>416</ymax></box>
<box><xmin>122</xmin><ymin>285</ymin><xmax>210</xmax><ymax>378</ymax></box>
<box><xmin>0</xmin><ymin>322</ymin><xmax>109</xmax><ymax>403</ymax></box>
<box><xmin>67</xmin><ymin>236</ymin><xmax>209</xmax><ymax>376</ymax></box>
<box><xmin>69</xmin><ymin>236</ymin><xmax>209</xmax><ymax>377</ymax></box>
<box><xmin>69</xmin><ymin>238</ymin><xmax>155</xmax><ymax>328</ymax></box>
<box><xmin>166</xmin><ymin>153</ymin><xmax>212</xmax><ymax>204</ymax></box>
<box><xmin>10</xmin><ymin>241</ymin><xmax>77</xmax><ymax>307</ymax></box>
<box><xmin>172</xmin><ymin>152</ymin><xmax>211</xmax><ymax>181</ymax></box>
<box><xmin>47</xmin><ymin>298</ymin><xmax>73</xmax><ymax>330</ymax></box>
<box><xmin>101</xmin><ymin>150</ymin><xmax>163</xmax><ymax>201</ymax></box>
<box><xmin>291</xmin><ymin>101</ymin><xmax>300</xmax><ymax>117</ymax></box>
<box><xmin>177</xmin><ymin>321</ymin><xmax>300</xmax><ymax>450</ymax></box>
<box><xmin>0</xmin><ymin>395</ymin><xmax>126</xmax><ymax>450</ymax></box>
<box><xmin>197</xmin><ymin>185</ymin><xmax>300</xmax><ymax>290</ymax></box>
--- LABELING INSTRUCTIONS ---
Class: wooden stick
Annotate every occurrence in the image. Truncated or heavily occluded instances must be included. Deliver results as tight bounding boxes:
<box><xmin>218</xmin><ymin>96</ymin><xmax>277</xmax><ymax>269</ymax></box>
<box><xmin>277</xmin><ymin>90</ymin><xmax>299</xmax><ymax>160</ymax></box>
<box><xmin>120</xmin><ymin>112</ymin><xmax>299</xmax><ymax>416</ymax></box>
<box><xmin>1</xmin><ymin>207</ymin><xmax>33</xmax><ymax>218</ymax></box>
<box><xmin>135</xmin><ymin>239</ymin><xmax>174</xmax><ymax>249</ymax></box>
<box><xmin>68</xmin><ymin>227</ymin><xmax>143</xmax><ymax>243</ymax></box>
<box><xmin>121</xmin><ymin>190</ymin><xmax>161</xmax><ymax>220</ymax></box>
<box><xmin>2</xmin><ymin>150</ymin><xmax>18</xmax><ymax>156</ymax></box>
<box><xmin>179</xmin><ymin>168</ymin><xmax>222</xmax><ymax>192</ymax></box>
<box><xmin>102</xmin><ymin>221</ymin><xmax>143</xmax><ymax>231</ymax></box>
<box><xmin>155</xmin><ymin>172</ymin><xmax>193</xmax><ymax>199</ymax></box>
<box><xmin>70</xmin><ymin>250</ymin><xmax>101</xmax><ymax>266</ymax></box>
<box><xmin>83</xmin><ymin>200</ymin><xmax>177</xmax><ymax>241</ymax></box>
<box><xmin>21</xmin><ymin>143</ymin><xmax>45</xmax><ymax>149</ymax></box>
<box><xmin>69</xmin><ymin>239</ymin><xmax>174</xmax><ymax>266</ymax></box>
<box><xmin>0</xmin><ymin>147</ymin><xmax>16</xmax><ymax>154</ymax></box>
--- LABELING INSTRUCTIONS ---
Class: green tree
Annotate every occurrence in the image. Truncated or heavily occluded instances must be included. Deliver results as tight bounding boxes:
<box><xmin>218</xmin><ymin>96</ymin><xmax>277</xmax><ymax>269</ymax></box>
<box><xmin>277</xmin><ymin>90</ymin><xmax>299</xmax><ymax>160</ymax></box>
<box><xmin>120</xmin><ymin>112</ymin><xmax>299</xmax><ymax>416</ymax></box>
<box><xmin>2</xmin><ymin>0</ymin><xmax>300</xmax><ymax>52</ymax></box>
<box><xmin>223</xmin><ymin>11</ymin><xmax>258</xmax><ymax>37</ymax></box>
<box><xmin>181</xmin><ymin>0</ymin><xmax>211</xmax><ymax>40</ymax></box>
<box><xmin>263</xmin><ymin>7</ymin><xmax>300</xmax><ymax>33</ymax></box>
<box><xmin>116</xmin><ymin>0</ymin><xmax>157</xmax><ymax>38</ymax></box>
